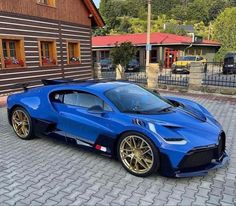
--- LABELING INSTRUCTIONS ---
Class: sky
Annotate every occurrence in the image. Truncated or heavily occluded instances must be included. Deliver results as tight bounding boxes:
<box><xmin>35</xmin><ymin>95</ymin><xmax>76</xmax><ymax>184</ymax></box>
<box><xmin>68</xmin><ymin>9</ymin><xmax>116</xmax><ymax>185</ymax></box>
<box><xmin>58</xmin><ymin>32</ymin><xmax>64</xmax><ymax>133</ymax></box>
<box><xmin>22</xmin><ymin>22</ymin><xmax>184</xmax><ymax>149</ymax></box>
<box><xmin>93</xmin><ymin>0</ymin><xmax>100</xmax><ymax>8</ymax></box>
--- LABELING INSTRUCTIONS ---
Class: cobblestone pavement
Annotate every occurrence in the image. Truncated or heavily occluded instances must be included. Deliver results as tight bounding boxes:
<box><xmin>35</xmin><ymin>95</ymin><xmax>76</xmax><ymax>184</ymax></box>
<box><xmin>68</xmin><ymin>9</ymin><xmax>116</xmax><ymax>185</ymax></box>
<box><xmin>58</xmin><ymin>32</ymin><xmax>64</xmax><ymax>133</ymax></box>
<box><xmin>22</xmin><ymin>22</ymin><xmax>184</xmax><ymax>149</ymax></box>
<box><xmin>0</xmin><ymin>93</ymin><xmax>236</xmax><ymax>206</ymax></box>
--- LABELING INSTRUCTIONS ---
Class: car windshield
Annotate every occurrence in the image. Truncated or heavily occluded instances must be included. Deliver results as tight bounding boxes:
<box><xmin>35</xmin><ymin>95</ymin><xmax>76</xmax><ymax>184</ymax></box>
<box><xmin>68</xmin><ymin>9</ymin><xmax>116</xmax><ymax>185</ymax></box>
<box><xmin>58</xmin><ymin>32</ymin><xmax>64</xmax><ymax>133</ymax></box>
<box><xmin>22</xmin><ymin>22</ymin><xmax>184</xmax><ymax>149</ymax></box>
<box><xmin>129</xmin><ymin>59</ymin><xmax>138</xmax><ymax>64</ymax></box>
<box><xmin>100</xmin><ymin>59</ymin><xmax>111</xmax><ymax>64</ymax></box>
<box><xmin>178</xmin><ymin>56</ymin><xmax>196</xmax><ymax>61</ymax></box>
<box><xmin>105</xmin><ymin>84</ymin><xmax>172</xmax><ymax>114</ymax></box>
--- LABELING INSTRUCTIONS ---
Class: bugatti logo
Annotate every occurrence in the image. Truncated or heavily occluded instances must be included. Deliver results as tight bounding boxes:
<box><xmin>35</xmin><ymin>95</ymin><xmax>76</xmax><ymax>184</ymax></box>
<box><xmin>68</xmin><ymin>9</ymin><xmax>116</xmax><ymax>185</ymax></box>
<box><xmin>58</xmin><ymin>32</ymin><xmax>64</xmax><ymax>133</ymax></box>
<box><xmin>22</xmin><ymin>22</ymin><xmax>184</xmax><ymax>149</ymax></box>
<box><xmin>95</xmin><ymin>145</ymin><xmax>107</xmax><ymax>152</ymax></box>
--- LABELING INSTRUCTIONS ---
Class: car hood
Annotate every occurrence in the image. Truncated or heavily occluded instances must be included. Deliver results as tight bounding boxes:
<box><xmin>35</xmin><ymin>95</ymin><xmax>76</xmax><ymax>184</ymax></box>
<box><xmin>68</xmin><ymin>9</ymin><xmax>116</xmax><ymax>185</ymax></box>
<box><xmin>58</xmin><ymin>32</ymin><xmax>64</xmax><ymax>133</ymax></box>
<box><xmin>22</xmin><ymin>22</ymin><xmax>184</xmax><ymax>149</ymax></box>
<box><xmin>129</xmin><ymin>107</ymin><xmax>221</xmax><ymax>148</ymax></box>
<box><xmin>174</xmin><ymin>61</ymin><xmax>192</xmax><ymax>66</ymax></box>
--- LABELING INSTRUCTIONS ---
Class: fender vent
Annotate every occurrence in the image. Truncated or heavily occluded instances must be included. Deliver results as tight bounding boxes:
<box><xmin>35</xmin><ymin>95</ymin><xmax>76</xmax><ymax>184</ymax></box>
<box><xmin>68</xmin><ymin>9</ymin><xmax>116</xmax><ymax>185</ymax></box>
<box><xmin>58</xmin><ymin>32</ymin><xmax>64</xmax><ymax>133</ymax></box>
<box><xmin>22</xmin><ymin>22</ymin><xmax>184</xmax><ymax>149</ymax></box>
<box><xmin>132</xmin><ymin>119</ymin><xmax>146</xmax><ymax>127</ymax></box>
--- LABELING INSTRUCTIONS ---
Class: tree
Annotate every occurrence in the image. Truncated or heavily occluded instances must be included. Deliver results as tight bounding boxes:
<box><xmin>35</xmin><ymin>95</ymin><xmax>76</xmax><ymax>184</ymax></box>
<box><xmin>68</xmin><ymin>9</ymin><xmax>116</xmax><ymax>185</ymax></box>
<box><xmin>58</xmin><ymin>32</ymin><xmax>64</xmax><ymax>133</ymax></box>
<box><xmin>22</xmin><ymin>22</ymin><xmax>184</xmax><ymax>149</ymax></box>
<box><xmin>212</xmin><ymin>7</ymin><xmax>236</xmax><ymax>61</ymax></box>
<box><xmin>99</xmin><ymin>0</ymin><xmax>123</xmax><ymax>30</ymax></box>
<box><xmin>186</xmin><ymin>0</ymin><xmax>209</xmax><ymax>24</ymax></box>
<box><xmin>110</xmin><ymin>42</ymin><xmax>136</xmax><ymax>77</ymax></box>
<box><xmin>208</xmin><ymin>0</ymin><xmax>227</xmax><ymax>21</ymax></box>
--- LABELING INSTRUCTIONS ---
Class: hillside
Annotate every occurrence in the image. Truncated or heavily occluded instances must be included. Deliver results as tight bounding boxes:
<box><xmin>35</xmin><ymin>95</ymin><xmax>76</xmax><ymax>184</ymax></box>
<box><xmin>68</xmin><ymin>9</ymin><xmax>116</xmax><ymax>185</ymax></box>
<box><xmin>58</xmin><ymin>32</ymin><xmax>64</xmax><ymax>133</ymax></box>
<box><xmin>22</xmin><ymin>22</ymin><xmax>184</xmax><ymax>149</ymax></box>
<box><xmin>93</xmin><ymin>0</ymin><xmax>236</xmax><ymax>60</ymax></box>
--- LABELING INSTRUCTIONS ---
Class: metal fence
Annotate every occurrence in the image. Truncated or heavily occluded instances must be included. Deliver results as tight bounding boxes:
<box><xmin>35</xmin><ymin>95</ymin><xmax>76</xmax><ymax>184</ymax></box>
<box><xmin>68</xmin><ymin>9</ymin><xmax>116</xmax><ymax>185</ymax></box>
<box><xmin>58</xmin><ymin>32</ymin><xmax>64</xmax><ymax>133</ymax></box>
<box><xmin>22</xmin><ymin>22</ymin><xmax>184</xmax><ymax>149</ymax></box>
<box><xmin>96</xmin><ymin>62</ymin><xmax>236</xmax><ymax>89</ymax></box>
<box><xmin>100</xmin><ymin>70</ymin><xmax>116</xmax><ymax>80</ymax></box>
<box><xmin>157</xmin><ymin>64</ymin><xmax>189</xmax><ymax>87</ymax></box>
<box><xmin>125</xmin><ymin>72</ymin><xmax>147</xmax><ymax>84</ymax></box>
<box><xmin>202</xmin><ymin>62</ymin><xmax>236</xmax><ymax>88</ymax></box>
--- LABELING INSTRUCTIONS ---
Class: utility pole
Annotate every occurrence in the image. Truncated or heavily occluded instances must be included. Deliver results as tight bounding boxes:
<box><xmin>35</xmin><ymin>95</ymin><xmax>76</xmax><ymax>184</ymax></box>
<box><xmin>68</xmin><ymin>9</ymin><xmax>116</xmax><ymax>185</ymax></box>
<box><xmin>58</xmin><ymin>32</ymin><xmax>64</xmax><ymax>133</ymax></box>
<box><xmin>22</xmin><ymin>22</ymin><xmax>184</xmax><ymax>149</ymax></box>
<box><xmin>146</xmin><ymin>0</ymin><xmax>151</xmax><ymax>72</ymax></box>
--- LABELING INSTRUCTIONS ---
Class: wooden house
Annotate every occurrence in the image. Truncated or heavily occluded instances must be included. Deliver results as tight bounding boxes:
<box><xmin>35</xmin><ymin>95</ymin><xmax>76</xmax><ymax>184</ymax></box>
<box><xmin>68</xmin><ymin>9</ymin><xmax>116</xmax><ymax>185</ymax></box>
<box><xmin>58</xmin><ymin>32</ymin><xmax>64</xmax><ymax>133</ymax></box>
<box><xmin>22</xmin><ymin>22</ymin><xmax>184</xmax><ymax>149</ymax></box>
<box><xmin>0</xmin><ymin>0</ymin><xmax>104</xmax><ymax>94</ymax></box>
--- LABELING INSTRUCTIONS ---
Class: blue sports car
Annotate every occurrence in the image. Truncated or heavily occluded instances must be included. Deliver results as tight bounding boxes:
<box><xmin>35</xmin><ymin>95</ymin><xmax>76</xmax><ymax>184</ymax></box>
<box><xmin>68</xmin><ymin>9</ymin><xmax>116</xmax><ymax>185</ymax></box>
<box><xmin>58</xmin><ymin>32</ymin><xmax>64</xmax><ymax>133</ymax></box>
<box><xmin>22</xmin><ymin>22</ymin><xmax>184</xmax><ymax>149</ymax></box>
<box><xmin>7</xmin><ymin>80</ymin><xmax>228</xmax><ymax>177</ymax></box>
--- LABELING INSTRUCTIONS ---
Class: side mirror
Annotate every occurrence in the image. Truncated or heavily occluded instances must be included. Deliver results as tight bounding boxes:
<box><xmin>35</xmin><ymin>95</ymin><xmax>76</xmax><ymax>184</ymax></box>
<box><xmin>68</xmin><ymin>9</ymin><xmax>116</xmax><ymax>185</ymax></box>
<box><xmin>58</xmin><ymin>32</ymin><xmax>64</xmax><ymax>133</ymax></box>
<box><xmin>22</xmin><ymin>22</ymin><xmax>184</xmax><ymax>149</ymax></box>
<box><xmin>87</xmin><ymin>105</ymin><xmax>105</xmax><ymax>115</ymax></box>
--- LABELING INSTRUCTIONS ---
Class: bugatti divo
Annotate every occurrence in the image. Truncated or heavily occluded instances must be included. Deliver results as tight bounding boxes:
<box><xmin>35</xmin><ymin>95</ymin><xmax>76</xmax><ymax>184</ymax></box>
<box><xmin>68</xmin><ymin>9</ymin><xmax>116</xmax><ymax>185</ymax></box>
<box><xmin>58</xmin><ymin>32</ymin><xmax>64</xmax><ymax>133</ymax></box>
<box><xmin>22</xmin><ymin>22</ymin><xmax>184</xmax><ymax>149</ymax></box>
<box><xmin>7</xmin><ymin>80</ymin><xmax>228</xmax><ymax>177</ymax></box>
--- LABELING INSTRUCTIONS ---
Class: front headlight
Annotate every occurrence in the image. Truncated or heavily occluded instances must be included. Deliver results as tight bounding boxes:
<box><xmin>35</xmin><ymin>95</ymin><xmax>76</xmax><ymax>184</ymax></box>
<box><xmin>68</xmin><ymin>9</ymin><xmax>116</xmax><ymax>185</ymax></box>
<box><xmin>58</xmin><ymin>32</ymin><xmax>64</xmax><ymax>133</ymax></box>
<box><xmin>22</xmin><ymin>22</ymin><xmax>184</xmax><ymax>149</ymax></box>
<box><xmin>148</xmin><ymin>122</ymin><xmax>187</xmax><ymax>145</ymax></box>
<box><xmin>163</xmin><ymin>138</ymin><xmax>187</xmax><ymax>145</ymax></box>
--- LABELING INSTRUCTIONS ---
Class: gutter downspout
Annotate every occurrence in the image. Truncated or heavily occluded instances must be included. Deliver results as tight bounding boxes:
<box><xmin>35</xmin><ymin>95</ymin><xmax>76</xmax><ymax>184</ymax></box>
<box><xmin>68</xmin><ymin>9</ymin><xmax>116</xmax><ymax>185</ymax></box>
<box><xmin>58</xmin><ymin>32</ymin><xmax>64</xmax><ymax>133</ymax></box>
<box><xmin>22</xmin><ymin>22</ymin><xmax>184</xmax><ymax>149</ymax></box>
<box><xmin>184</xmin><ymin>43</ymin><xmax>193</xmax><ymax>56</ymax></box>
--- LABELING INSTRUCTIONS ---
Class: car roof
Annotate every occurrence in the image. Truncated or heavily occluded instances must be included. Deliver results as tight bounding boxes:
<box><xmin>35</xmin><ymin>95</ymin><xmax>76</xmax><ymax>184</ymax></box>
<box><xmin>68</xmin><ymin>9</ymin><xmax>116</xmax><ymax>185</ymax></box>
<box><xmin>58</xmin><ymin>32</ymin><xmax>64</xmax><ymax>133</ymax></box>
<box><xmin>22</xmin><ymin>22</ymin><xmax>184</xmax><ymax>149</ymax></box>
<box><xmin>225</xmin><ymin>52</ymin><xmax>236</xmax><ymax>57</ymax></box>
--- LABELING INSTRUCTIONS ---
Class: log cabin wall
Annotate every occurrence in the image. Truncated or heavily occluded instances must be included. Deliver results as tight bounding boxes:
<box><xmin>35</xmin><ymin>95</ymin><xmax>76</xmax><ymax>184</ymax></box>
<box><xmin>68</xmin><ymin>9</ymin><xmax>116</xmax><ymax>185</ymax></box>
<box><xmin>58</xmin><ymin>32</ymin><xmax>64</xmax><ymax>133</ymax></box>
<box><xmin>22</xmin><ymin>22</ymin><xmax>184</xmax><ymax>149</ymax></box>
<box><xmin>0</xmin><ymin>0</ymin><xmax>93</xmax><ymax>95</ymax></box>
<box><xmin>0</xmin><ymin>0</ymin><xmax>91</xmax><ymax>25</ymax></box>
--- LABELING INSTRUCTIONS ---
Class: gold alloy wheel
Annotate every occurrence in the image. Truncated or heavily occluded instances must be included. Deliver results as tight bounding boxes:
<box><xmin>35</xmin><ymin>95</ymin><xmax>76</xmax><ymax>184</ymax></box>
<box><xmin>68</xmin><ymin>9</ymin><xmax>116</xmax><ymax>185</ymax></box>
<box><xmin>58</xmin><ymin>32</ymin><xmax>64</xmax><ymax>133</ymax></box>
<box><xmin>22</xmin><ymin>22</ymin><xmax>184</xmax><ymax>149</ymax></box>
<box><xmin>12</xmin><ymin>110</ymin><xmax>30</xmax><ymax>139</ymax></box>
<box><xmin>120</xmin><ymin>135</ymin><xmax>154</xmax><ymax>174</ymax></box>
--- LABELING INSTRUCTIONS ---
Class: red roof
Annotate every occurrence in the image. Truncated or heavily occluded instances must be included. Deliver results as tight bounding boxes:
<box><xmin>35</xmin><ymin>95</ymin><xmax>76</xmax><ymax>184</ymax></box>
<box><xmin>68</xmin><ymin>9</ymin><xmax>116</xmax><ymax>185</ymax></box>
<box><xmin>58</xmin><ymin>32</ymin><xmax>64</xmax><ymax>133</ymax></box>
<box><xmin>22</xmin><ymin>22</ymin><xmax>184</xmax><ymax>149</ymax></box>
<box><xmin>92</xmin><ymin>32</ymin><xmax>220</xmax><ymax>47</ymax></box>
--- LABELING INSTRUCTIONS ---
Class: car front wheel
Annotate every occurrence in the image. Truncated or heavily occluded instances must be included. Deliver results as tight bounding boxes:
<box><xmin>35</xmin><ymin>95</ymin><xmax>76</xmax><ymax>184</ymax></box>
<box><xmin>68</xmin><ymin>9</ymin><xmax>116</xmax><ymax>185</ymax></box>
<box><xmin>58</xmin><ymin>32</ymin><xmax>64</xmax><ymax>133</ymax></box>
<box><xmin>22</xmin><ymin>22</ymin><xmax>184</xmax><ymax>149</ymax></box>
<box><xmin>11</xmin><ymin>107</ymin><xmax>34</xmax><ymax>140</ymax></box>
<box><xmin>117</xmin><ymin>132</ymin><xmax>160</xmax><ymax>177</ymax></box>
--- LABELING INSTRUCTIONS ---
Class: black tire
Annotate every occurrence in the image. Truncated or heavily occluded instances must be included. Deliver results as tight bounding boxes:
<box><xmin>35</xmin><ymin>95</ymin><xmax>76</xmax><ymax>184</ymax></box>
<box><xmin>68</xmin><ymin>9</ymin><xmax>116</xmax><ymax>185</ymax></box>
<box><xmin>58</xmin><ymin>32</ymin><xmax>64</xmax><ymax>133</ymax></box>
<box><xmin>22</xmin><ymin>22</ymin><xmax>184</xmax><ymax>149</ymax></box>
<box><xmin>117</xmin><ymin>132</ymin><xmax>160</xmax><ymax>177</ymax></box>
<box><xmin>11</xmin><ymin>107</ymin><xmax>34</xmax><ymax>140</ymax></box>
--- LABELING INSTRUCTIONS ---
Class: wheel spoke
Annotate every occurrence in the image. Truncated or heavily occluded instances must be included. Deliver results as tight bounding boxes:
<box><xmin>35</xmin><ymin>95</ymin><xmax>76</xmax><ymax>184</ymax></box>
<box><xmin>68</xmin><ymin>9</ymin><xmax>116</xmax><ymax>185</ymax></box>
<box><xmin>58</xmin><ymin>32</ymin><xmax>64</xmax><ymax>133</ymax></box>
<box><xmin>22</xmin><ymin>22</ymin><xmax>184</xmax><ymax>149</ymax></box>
<box><xmin>134</xmin><ymin>158</ymin><xmax>139</xmax><ymax>171</ymax></box>
<box><xmin>143</xmin><ymin>158</ymin><xmax>152</xmax><ymax>166</ymax></box>
<box><xmin>121</xmin><ymin>148</ymin><xmax>133</xmax><ymax>152</ymax></box>
<box><xmin>13</xmin><ymin>118</ymin><xmax>21</xmax><ymax>125</ymax></box>
<box><xmin>20</xmin><ymin>127</ymin><xmax>25</xmax><ymax>136</ymax></box>
<box><xmin>131</xmin><ymin>137</ymin><xmax>137</xmax><ymax>148</ymax></box>
<box><xmin>18</xmin><ymin>111</ymin><xmax>23</xmax><ymax>120</ymax></box>
<box><xmin>139</xmin><ymin>139</ymin><xmax>144</xmax><ymax>149</ymax></box>
<box><xmin>137</xmin><ymin>158</ymin><xmax>148</xmax><ymax>169</ymax></box>
<box><xmin>141</xmin><ymin>148</ymin><xmax>151</xmax><ymax>156</ymax></box>
<box><xmin>125</xmin><ymin>139</ymin><xmax>133</xmax><ymax>149</ymax></box>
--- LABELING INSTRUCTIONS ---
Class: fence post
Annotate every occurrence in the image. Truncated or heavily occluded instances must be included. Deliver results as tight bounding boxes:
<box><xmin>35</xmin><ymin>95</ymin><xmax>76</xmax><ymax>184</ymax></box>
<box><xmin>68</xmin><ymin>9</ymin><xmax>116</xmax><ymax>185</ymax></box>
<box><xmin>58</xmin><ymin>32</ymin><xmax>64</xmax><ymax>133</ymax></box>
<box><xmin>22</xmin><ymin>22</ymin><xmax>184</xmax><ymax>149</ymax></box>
<box><xmin>93</xmin><ymin>63</ymin><xmax>101</xmax><ymax>79</ymax></box>
<box><xmin>116</xmin><ymin>64</ymin><xmax>125</xmax><ymax>80</ymax></box>
<box><xmin>147</xmin><ymin>63</ymin><xmax>159</xmax><ymax>89</ymax></box>
<box><xmin>189</xmin><ymin>62</ymin><xmax>204</xmax><ymax>91</ymax></box>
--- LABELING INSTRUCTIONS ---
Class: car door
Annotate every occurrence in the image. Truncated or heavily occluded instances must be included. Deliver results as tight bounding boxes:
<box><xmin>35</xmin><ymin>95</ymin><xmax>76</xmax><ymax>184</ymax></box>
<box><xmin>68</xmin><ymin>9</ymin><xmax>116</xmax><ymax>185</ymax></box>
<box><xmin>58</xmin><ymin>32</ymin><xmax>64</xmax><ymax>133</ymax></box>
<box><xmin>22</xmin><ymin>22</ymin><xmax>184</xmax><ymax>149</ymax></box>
<box><xmin>53</xmin><ymin>90</ymin><xmax>115</xmax><ymax>145</ymax></box>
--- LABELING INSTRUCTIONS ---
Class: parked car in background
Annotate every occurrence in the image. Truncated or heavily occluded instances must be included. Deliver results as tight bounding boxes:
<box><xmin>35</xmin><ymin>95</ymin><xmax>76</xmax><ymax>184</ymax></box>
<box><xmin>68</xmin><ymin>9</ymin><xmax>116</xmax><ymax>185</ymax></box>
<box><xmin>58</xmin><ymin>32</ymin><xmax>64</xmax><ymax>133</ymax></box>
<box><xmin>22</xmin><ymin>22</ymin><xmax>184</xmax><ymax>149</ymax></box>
<box><xmin>171</xmin><ymin>55</ymin><xmax>207</xmax><ymax>74</ymax></box>
<box><xmin>100</xmin><ymin>59</ymin><xmax>115</xmax><ymax>71</ymax></box>
<box><xmin>223</xmin><ymin>52</ymin><xmax>236</xmax><ymax>74</ymax></box>
<box><xmin>125</xmin><ymin>59</ymin><xmax>140</xmax><ymax>72</ymax></box>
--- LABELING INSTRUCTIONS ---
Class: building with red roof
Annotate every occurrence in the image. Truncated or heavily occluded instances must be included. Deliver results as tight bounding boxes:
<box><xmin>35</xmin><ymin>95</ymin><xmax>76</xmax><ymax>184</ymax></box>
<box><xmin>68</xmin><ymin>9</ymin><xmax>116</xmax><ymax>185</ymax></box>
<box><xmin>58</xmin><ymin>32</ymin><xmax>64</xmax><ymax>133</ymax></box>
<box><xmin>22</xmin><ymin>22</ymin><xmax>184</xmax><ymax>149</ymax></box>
<box><xmin>92</xmin><ymin>32</ymin><xmax>221</xmax><ymax>68</ymax></box>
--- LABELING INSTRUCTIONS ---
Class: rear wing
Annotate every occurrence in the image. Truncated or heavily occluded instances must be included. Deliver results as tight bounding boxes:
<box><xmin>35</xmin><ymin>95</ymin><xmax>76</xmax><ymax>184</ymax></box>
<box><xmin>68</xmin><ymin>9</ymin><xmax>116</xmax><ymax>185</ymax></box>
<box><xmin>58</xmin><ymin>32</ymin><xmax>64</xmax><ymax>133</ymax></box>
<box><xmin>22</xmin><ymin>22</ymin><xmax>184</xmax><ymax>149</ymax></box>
<box><xmin>10</xmin><ymin>79</ymin><xmax>73</xmax><ymax>91</ymax></box>
<box><xmin>11</xmin><ymin>83</ymin><xmax>31</xmax><ymax>92</ymax></box>
<box><xmin>41</xmin><ymin>78</ymin><xmax>126</xmax><ymax>86</ymax></box>
<box><xmin>11</xmin><ymin>78</ymin><xmax>128</xmax><ymax>91</ymax></box>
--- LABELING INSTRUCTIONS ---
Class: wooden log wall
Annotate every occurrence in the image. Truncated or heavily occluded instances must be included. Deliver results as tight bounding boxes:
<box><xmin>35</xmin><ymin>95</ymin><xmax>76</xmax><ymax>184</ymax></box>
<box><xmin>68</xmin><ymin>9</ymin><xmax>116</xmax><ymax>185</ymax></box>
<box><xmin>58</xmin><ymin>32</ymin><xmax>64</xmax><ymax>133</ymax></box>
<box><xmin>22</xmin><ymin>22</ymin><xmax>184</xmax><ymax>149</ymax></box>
<box><xmin>0</xmin><ymin>12</ymin><xmax>92</xmax><ymax>95</ymax></box>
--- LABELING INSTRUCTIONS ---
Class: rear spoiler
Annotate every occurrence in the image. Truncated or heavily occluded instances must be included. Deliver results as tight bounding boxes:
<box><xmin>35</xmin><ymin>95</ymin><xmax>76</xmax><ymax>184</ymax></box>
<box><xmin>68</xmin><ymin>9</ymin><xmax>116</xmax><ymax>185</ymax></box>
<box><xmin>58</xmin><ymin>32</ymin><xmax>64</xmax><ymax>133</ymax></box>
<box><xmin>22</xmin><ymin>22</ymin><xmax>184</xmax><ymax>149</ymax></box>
<box><xmin>41</xmin><ymin>78</ymin><xmax>124</xmax><ymax>86</ymax></box>
<box><xmin>11</xmin><ymin>78</ymin><xmax>128</xmax><ymax>91</ymax></box>
<box><xmin>41</xmin><ymin>79</ymin><xmax>75</xmax><ymax>85</ymax></box>
<box><xmin>10</xmin><ymin>79</ymin><xmax>73</xmax><ymax>91</ymax></box>
<box><xmin>11</xmin><ymin>83</ymin><xmax>31</xmax><ymax>91</ymax></box>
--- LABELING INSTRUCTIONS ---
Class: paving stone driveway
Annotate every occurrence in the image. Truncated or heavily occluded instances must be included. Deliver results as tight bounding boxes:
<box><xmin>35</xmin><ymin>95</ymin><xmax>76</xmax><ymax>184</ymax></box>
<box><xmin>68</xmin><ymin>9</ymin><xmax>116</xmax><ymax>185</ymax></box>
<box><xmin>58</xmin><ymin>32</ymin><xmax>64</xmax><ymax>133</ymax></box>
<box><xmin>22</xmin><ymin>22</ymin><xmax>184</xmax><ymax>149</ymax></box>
<box><xmin>0</xmin><ymin>93</ymin><xmax>236</xmax><ymax>206</ymax></box>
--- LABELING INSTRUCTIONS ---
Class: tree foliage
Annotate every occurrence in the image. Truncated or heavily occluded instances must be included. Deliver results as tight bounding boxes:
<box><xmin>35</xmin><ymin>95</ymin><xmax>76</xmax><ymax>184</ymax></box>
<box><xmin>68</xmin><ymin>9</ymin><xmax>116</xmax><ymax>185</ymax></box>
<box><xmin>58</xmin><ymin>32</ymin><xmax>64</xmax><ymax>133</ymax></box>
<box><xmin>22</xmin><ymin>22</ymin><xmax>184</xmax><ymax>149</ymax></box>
<box><xmin>212</xmin><ymin>7</ymin><xmax>236</xmax><ymax>61</ymax></box>
<box><xmin>97</xmin><ymin>0</ymin><xmax>232</xmax><ymax>35</ymax></box>
<box><xmin>95</xmin><ymin>0</ymin><xmax>236</xmax><ymax>60</ymax></box>
<box><xmin>110</xmin><ymin>42</ymin><xmax>136</xmax><ymax>67</ymax></box>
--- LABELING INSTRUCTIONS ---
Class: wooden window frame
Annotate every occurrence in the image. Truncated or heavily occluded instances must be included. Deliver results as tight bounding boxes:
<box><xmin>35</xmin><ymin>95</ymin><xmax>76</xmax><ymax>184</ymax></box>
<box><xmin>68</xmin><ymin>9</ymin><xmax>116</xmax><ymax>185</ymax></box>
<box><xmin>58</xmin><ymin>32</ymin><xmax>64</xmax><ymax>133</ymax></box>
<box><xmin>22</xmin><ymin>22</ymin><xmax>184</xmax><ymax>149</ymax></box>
<box><xmin>66</xmin><ymin>41</ymin><xmax>81</xmax><ymax>65</ymax></box>
<box><xmin>36</xmin><ymin>0</ymin><xmax>56</xmax><ymax>8</ymax></box>
<box><xmin>0</xmin><ymin>36</ymin><xmax>26</xmax><ymax>70</ymax></box>
<box><xmin>38</xmin><ymin>39</ymin><xmax>57</xmax><ymax>67</ymax></box>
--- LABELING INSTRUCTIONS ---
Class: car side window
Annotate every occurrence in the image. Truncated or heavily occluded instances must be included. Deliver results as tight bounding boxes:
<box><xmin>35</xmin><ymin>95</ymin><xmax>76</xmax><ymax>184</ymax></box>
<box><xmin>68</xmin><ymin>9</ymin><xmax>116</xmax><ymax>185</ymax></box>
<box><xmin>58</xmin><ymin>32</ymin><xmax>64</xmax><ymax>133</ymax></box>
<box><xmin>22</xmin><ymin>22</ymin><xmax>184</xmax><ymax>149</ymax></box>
<box><xmin>63</xmin><ymin>91</ymin><xmax>112</xmax><ymax>112</ymax></box>
<box><xmin>50</xmin><ymin>91</ymin><xmax>64</xmax><ymax>103</ymax></box>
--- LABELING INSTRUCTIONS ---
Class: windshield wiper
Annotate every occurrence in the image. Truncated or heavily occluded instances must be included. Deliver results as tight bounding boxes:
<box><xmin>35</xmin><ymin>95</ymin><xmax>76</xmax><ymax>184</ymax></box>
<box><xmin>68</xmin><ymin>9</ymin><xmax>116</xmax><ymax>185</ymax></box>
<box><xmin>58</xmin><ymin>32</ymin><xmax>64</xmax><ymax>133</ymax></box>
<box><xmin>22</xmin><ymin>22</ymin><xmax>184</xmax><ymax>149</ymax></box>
<box><xmin>157</xmin><ymin>106</ymin><xmax>173</xmax><ymax>113</ymax></box>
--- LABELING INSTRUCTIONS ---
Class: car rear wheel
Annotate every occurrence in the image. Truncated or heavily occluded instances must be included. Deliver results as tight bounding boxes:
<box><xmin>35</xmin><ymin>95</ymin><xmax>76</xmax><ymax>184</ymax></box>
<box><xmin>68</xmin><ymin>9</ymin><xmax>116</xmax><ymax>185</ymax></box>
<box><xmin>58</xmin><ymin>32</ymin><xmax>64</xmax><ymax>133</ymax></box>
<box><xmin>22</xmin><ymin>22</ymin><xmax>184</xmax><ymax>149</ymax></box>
<box><xmin>11</xmin><ymin>107</ymin><xmax>34</xmax><ymax>140</ymax></box>
<box><xmin>117</xmin><ymin>132</ymin><xmax>160</xmax><ymax>177</ymax></box>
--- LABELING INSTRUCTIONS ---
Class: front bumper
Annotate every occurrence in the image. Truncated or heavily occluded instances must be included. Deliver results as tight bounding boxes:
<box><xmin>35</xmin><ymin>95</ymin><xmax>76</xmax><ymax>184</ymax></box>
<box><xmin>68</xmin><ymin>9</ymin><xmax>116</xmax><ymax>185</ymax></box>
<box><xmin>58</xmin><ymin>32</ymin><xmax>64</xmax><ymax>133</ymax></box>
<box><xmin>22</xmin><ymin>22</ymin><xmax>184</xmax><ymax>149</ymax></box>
<box><xmin>160</xmin><ymin>134</ymin><xmax>229</xmax><ymax>177</ymax></box>
<box><xmin>175</xmin><ymin>151</ymin><xmax>229</xmax><ymax>177</ymax></box>
<box><xmin>172</xmin><ymin>66</ymin><xmax>189</xmax><ymax>74</ymax></box>
<box><xmin>160</xmin><ymin>151</ymin><xmax>229</xmax><ymax>178</ymax></box>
